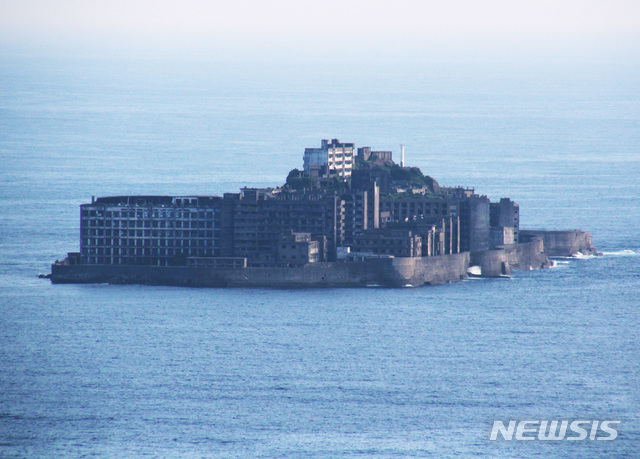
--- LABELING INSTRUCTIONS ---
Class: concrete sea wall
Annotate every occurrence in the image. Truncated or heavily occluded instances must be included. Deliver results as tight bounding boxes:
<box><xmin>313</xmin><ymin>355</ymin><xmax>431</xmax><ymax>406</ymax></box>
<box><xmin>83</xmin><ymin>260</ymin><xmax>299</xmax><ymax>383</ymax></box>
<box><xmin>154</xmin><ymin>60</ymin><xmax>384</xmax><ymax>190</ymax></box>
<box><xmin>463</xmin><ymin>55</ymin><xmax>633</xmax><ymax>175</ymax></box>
<box><xmin>468</xmin><ymin>229</ymin><xmax>598</xmax><ymax>277</ymax></box>
<box><xmin>519</xmin><ymin>230</ymin><xmax>598</xmax><ymax>256</ymax></box>
<box><xmin>389</xmin><ymin>253</ymin><xmax>470</xmax><ymax>286</ymax></box>
<box><xmin>470</xmin><ymin>237</ymin><xmax>550</xmax><ymax>277</ymax></box>
<box><xmin>51</xmin><ymin>252</ymin><xmax>470</xmax><ymax>288</ymax></box>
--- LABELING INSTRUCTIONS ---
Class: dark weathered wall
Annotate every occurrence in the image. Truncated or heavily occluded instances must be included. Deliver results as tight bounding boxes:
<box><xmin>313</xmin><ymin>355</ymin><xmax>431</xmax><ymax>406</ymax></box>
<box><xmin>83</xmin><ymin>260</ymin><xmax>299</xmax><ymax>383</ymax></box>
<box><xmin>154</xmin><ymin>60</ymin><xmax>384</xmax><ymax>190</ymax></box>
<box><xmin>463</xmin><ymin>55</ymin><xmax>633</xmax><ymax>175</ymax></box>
<box><xmin>470</xmin><ymin>237</ymin><xmax>550</xmax><ymax>277</ymax></box>
<box><xmin>470</xmin><ymin>250</ymin><xmax>509</xmax><ymax>277</ymax></box>
<box><xmin>51</xmin><ymin>253</ymin><xmax>470</xmax><ymax>288</ymax></box>
<box><xmin>519</xmin><ymin>230</ymin><xmax>598</xmax><ymax>256</ymax></box>
<box><xmin>468</xmin><ymin>197</ymin><xmax>490</xmax><ymax>252</ymax></box>
<box><xmin>400</xmin><ymin>253</ymin><xmax>470</xmax><ymax>286</ymax></box>
<box><xmin>503</xmin><ymin>238</ymin><xmax>549</xmax><ymax>270</ymax></box>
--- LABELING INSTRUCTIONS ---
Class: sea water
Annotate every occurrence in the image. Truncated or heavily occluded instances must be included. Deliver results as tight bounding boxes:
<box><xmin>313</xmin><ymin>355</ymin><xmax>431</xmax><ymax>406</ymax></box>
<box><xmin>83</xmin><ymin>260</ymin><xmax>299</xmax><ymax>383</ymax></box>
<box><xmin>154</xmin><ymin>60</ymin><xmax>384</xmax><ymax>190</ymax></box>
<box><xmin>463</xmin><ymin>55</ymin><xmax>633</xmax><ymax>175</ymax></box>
<box><xmin>1</xmin><ymin>55</ymin><xmax>639</xmax><ymax>457</ymax></box>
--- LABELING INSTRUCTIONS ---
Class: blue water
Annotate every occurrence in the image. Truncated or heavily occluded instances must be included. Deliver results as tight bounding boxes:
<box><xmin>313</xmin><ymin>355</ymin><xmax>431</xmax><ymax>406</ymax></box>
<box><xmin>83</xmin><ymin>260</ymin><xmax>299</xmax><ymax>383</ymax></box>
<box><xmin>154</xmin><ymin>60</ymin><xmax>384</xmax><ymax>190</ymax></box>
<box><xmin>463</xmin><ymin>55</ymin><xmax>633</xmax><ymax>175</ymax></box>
<box><xmin>1</xmin><ymin>55</ymin><xmax>639</xmax><ymax>457</ymax></box>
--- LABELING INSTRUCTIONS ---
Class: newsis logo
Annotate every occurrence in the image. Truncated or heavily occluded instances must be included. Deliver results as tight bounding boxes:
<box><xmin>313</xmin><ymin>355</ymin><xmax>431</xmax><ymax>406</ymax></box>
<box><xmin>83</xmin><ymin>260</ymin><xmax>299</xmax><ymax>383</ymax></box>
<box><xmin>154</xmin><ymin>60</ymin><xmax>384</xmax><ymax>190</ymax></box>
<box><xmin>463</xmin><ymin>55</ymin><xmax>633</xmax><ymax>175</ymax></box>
<box><xmin>489</xmin><ymin>420</ymin><xmax>621</xmax><ymax>441</ymax></box>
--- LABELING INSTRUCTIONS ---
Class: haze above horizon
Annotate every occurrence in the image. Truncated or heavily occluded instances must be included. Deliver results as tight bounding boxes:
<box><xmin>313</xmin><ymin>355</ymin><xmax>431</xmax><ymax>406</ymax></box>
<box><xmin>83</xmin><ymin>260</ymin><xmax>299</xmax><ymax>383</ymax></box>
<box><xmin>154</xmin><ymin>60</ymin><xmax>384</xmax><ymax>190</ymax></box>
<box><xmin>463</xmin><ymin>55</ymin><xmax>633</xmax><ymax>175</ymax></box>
<box><xmin>2</xmin><ymin>0</ymin><xmax>639</xmax><ymax>63</ymax></box>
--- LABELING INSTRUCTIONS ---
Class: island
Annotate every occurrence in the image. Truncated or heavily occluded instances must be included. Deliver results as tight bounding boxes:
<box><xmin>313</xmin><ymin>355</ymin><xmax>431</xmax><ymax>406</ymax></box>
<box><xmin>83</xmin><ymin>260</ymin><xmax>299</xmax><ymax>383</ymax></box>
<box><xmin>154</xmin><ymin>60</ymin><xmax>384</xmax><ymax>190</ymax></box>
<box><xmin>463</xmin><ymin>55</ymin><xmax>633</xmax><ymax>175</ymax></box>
<box><xmin>49</xmin><ymin>139</ymin><xmax>599</xmax><ymax>287</ymax></box>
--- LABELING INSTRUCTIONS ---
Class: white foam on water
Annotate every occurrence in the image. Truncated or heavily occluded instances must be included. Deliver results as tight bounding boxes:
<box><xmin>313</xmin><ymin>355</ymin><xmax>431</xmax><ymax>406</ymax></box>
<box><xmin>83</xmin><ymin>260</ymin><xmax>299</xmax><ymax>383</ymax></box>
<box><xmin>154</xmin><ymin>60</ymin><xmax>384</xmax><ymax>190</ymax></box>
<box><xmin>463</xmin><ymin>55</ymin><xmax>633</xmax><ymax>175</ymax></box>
<box><xmin>602</xmin><ymin>249</ymin><xmax>637</xmax><ymax>257</ymax></box>
<box><xmin>467</xmin><ymin>265</ymin><xmax>482</xmax><ymax>276</ymax></box>
<box><xmin>571</xmin><ymin>251</ymin><xmax>597</xmax><ymax>259</ymax></box>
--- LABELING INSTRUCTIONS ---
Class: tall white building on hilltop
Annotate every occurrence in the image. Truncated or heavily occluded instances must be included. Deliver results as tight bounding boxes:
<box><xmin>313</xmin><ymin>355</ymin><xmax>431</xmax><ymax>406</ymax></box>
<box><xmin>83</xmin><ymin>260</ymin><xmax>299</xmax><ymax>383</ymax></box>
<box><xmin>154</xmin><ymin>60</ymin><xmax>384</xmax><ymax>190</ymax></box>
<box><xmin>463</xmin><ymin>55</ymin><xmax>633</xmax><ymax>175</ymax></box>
<box><xmin>303</xmin><ymin>139</ymin><xmax>355</xmax><ymax>179</ymax></box>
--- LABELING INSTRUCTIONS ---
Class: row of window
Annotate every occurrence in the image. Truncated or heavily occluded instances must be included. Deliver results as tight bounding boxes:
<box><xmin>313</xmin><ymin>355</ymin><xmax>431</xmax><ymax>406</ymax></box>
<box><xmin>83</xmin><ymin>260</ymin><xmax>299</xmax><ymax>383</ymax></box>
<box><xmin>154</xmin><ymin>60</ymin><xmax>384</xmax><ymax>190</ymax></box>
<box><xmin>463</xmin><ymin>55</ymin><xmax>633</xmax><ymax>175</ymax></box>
<box><xmin>84</xmin><ymin>247</ymin><xmax>217</xmax><ymax>256</ymax></box>
<box><xmin>82</xmin><ymin>229</ymin><xmax>219</xmax><ymax>238</ymax></box>
<box><xmin>84</xmin><ymin>255</ymin><xmax>216</xmax><ymax>266</ymax></box>
<box><xmin>383</xmin><ymin>202</ymin><xmax>450</xmax><ymax>209</ymax></box>
<box><xmin>234</xmin><ymin>209</ymin><xmax>326</xmax><ymax>216</ymax></box>
<box><xmin>82</xmin><ymin>209</ymin><xmax>217</xmax><ymax>219</ymax></box>
<box><xmin>83</xmin><ymin>238</ymin><xmax>217</xmax><ymax>248</ymax></box>
<box><xmin>355</xmin><ymin>239</ymin><xmax>416</xmax><ymax>246</ymax></box>
<box><xmin>83</xmin><ymin>219</ymin><xmax>217</xmax><ymax>229</ymax></box>
<box><xmin>384</xmin><ymin>208</ymin><xmax>451</xmax><ymax>217</ymax></box>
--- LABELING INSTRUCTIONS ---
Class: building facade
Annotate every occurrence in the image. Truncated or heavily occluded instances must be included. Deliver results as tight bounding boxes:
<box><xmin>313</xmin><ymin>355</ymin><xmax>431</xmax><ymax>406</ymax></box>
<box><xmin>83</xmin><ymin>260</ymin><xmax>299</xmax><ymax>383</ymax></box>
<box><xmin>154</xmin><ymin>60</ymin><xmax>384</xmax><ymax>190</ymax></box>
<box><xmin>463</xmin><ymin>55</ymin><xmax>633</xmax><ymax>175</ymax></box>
<box><xmin>352</xmin><ymin>229</ymin><xmax>423</xmax><ymax>257</ymax></box>
<box><xmin>80</xmin><ymin>196</ymin><xmax>221</xmax><ymax>266</ymax></box>
<box><xmin>490</xmin><ymin>198</ymin><xmax>520</xmax><ymax>242</ymax></box>
<box><xmin>357</xmin><ymin>147</ymin><xmax>394</xmax><ymax>165</ymax></box>
<box><xmin>277</xmin><ymin>231</ymin><xmax>320</xmax><ymax>267</ymax></box>
<box><xmin>459</xmin><ymin>196</ymin><xmax>491</xmax><ymax>253</ymax></box>
<box><xmin>303</xmin><ymin>139</ymin><xmax>355</xmax><ymax>179</ymax></box>
<box><xmin>222</xmin><ymin>188</ymin><xmax>340</xmax><ymax>266</ymax></box>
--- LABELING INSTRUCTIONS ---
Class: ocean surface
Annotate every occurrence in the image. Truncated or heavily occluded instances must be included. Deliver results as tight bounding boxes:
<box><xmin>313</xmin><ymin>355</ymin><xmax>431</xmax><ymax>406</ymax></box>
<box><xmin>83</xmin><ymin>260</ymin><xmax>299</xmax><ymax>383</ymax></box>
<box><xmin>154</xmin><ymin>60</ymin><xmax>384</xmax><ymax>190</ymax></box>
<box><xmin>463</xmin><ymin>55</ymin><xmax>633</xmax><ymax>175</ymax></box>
<box><xmin>1</xmin><ymin>55</ymin><xmax>639</xmax><ymax>457</ymax></box>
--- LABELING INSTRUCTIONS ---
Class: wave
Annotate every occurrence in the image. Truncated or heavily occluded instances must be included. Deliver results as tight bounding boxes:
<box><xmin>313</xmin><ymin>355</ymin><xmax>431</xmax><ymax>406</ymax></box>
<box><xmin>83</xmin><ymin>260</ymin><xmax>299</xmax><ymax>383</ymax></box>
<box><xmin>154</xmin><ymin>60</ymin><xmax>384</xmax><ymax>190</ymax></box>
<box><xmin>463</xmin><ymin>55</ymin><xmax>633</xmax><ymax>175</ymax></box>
<box><xmin>553</xmin><ymin>249</ymin><xmax>636</xmax><ymax>260</ymax></box>
<box><xmin>601</xmin><ymin>249</ymin><xmax>637</xmax><ymax>257</ymax></box>
<box><xmin>551</xmin><ymin>251</ymin><xmax>597</xmax><ymax>260</ymax></box>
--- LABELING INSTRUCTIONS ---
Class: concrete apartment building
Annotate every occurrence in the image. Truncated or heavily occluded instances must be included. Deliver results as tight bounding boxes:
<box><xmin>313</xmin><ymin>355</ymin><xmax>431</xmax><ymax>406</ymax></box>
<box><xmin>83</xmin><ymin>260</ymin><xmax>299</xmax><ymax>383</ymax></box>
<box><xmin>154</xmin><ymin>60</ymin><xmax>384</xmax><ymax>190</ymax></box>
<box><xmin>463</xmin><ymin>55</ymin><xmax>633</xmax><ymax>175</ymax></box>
<box><xmin>352</xmin><ymin>229</ymin><xmax>423</xmax><ymax>258</ymax></box>
<box><xmin>80</xmin><ymin>196</ymin><xmax>222</xmax><ymax>266</ymax></box>
<box><xmin>221</xmin><ymin>188</ymin><xmax>340</xmax><ymax>267</ymax></box>
<box><xmin>303</xmin><ymin>139</ymin><xmax>355</xmax><ymax>179</ymax></box>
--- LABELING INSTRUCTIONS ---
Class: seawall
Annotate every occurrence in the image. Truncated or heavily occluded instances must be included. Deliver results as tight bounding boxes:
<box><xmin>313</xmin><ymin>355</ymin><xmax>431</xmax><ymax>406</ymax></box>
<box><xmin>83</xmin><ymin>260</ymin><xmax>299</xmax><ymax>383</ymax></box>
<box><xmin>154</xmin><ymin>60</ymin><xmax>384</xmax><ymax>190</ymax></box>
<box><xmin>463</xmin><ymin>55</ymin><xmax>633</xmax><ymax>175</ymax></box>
<box><xmin>519</xmin><ymin>230</ymin><xmax>599</xmax><ymax>256</ymax></box>
<box><xmin>470</xmin><ymin>237</ymin><xmax>550</xmax><ymax>277</ymax></box>
<box><xmin>51</xmin><ymin>252</ymin><xmax>470</xmax><ymax>288</ymax></box>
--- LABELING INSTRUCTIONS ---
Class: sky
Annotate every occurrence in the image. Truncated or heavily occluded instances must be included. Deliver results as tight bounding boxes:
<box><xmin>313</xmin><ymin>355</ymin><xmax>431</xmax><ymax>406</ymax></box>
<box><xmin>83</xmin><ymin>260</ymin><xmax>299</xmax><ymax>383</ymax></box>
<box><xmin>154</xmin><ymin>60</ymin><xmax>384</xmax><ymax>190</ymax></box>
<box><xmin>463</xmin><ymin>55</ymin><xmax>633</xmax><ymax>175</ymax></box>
<box><xmin>1</xmin><ymin>0</ymin><xmax>640</xmax><ymax>61</ymax></box>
